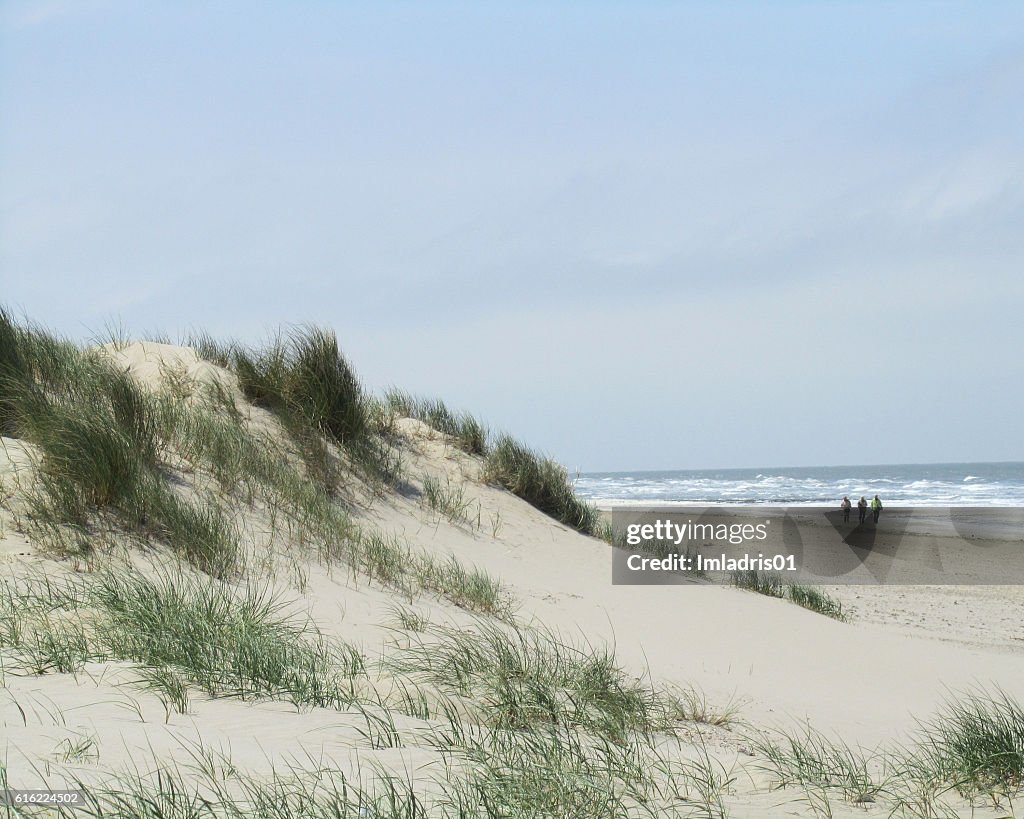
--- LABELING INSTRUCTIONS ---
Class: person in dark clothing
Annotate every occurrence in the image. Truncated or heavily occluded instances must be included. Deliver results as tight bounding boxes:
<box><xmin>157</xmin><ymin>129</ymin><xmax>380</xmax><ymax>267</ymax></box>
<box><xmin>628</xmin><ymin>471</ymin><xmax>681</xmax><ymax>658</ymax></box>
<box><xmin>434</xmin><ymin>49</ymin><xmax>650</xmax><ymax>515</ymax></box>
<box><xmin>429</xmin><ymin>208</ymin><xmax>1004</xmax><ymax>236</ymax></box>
<box><xmin>857</xmin><ymin>496</ymin><xmax>868</xmax><ymax>523</ymax></box>
<box><xmin>841</xmin><ymin>496</ymin><xmax>852</xmax><ymax>523</ymax></box>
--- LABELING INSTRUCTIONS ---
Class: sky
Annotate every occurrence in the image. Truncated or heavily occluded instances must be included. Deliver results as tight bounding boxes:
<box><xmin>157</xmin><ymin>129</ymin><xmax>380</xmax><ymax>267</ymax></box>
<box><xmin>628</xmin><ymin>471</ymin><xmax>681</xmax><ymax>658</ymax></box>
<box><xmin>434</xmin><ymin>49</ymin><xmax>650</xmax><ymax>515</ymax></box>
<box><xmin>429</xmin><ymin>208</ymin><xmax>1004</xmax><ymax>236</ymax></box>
<box><xmin>1</xmin><ymin>1</ymin><xmax>1022</xmax><ymax>471</ymax></box>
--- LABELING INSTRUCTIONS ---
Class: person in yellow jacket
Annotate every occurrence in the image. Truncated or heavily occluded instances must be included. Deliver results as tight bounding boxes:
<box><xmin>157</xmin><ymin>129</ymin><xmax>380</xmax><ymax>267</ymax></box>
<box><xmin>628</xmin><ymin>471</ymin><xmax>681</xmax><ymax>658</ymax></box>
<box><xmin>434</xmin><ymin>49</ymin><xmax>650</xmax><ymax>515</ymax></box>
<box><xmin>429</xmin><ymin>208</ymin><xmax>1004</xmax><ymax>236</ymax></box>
<box><xmin>871</xmin><ymin>494</ymin><xmax>883</xmax><ymax>524</ymax></box>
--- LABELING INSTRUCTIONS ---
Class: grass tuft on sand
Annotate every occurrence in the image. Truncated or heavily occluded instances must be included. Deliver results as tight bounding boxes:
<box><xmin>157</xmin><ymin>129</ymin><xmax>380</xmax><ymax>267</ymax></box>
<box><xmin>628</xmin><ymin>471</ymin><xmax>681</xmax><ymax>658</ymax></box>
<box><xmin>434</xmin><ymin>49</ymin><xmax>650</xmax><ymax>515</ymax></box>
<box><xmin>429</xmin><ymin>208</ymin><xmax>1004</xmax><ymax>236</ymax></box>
<box><xmin>732</xmin><ymin>569</ymin><xmax>846</xmax><ymax>621</ymax></box>
<box><xmin>385</xmin><ymin>389</ymin><xmax>488</xmax><ymax>456</ymax></box>
<box><xmin>483</xmin><ymin>434</ymin><xmax>599</xmax><ymax>535</ymax></box>
<box><xmin>2</xmin><ymin>320</ymin><xmax>241</xmax><ymax>576</ymax></box>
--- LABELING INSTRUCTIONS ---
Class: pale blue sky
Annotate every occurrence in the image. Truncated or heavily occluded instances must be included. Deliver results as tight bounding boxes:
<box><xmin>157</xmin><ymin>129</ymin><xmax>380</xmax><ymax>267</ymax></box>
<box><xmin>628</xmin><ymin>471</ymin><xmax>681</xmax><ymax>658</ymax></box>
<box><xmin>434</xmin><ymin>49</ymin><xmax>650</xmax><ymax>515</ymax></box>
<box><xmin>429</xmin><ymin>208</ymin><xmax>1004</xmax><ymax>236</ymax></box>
<box><xmin>2</xmin><ymin>1</ymin><xmax>1022</xmax><ymax>470</ymax></box>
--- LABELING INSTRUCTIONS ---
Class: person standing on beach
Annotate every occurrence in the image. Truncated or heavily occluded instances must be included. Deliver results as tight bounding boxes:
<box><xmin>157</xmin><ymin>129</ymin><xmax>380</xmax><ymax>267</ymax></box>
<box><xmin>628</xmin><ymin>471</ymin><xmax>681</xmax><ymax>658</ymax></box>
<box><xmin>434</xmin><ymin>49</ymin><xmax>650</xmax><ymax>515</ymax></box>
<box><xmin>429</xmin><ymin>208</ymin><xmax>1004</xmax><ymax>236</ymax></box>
<box><xmin>841</xmin><ymin>496</ymin><xmax>852</xmax><ymax>523</ymax></box>
<box><xmin>871</xmin><ymin>494</ymin><xmax>883</xmax><ymax>524</ymax></box>
<box><xmin>858</xmin><ymin>496</ymin><xmax>868</xmax><ymax>523</ymax></box>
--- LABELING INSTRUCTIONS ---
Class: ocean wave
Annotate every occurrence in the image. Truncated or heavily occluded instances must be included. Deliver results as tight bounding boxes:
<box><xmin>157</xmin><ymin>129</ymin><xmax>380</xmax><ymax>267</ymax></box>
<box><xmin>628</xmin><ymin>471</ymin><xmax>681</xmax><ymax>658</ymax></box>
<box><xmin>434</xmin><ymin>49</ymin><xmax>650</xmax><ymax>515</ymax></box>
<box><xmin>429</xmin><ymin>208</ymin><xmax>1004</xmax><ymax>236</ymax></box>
<box><xmin>574</xmin><ymin>464</ymin><xmax>1024</xmax><ymax>506</ymax></box>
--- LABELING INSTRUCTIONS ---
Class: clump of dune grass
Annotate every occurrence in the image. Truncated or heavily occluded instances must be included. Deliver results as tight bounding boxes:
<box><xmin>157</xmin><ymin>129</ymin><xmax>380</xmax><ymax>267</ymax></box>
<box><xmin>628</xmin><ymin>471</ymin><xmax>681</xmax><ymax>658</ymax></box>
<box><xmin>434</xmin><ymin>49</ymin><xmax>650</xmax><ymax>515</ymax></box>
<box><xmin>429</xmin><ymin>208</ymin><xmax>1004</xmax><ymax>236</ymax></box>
<box><xmin>55</xmin><ymin>726</ymin><xmax>704</xmax><ymax>818</ymax></box>
<box><xmin>0</xmin><ymin>574</ymin><xmax>96</xmax><ymax>675</ymax></box>
<box><xmin>87</xmin><ymin>569</ymin><xmax>364</xmax><ymax>708</ymax></box>
<box><xmin>731</xmin><ymin>570</ymin><xmax>846</xmax><ymax>621</ymax></box>
<box><xmin>0</xmin><ymin>306</ymin><xmax>30</xmax><ymax>434</ymax></box>
<box><xmin>192</xmin><ymin>326</ymin><xmax>412</xmax><ymax>492</ymax></box>
<box><xmin>665</xmin><ymin>684</ymin><xmax>741</xmax><ymax>727</ymax></box>
<box><xmin>913</xmin><ymin>688</ymin><xmax>1024</xmax><ymax>801</ymax></box>
<box><xmin>134</xmin><ymin>482</ymin><xmax>240</xmax><ymax>578</ymax></box>
<box><xmin>392</xmin><ymin>617</ymin><xmax>669</xmax><ymax>742</ymax></box>
<box><xmin>731</xmin><ymin>568</ymin><xmax>785</xmax><ymax>598</ymax></box>
<box><xmin>426</xmin><ymin>687</ymin><xmax>725</xmax><ymax>817</ymax></box>
<box><xmin>413</xmin><ymin>554</ymin><xmax>511</xmax><ymax>618</ymax></box>
<box><xmin>173</xmin><ymin>390</ymin><xmax>274</xmax><ymax>497</ymax></box>
<box><xmin>751</xmin><ymin>725</ymin><xmax>887</xmax><ymax>805</ymax></box>
<box><xmin>787</xmin><ymin>583</ymin><xmax>846</xmax><ymax>621</ymax></box>
<box><xmin>19</xmin><ymin>619</ymin><xmax>93</xmax><ymax>675</ymax></box>
<box><xmin>137</xmin><ymin>665</ymin><xmax>192</xmax><ymax>720</ymax></box>
<box><xmin>750</xmin><ymin>689</ymin><xmax>1024</xmax><ymax>815</ymax></box>
<box><xmin>343</xmin><ymin>527</ymin><xmax>512</xmax><ymax>619</ymax></box>
<box><xmin>384</xmin><ymin>390</ymin><xmax>604</xmax><ymax>540</ymax></box>
<box><xmin>56</xmin><ymin>732</ymin><xmax>100</xmax><ymax>764</ymax></box>
<box><xmin>387</xmin><ymin>603</ymin><xmax>430</xmax><ymax>633</ymax></box>
<box><xmin>353</xmin><ymin>529</ymin><xmax>412</xmax><ymax>589</ymax></box>
<box><xmin>185</xmin><ymin>330</ymin><xmax>235</xmax><ymax>368</ymax></box>
<box><xmin>0</xmin><ymin>315</ymin><xmax>241</xmax><ymax>575</ymax></box>
<box><xmin>483</xmin><ymin>433</ymin><xmax>598</xmax><ymax>535</ymax></box>
<box><xmin>420</xmin><ymin>473</ymin><xmax>473</xmax><ymax>526</ymax></box>
<box><xmin>59</xmin><ymin>759</ymin><xmax>429</xmax><ymax>819</ymax></box>
<box><xmin>677</xmin><ymin>733</ymin><xmax>738</xmax><ymax>818</ymax></box>
<box><xmin>439</xmin><ymin>723</ymin><xmax>693</xmax><ymax>818</ymax></box>
<box><xmin>384</xmin><ymin>389</ymin><xmax>488</xmax><ymax>456</ymax></box>
<box><xmin>0</xmin><ymin>568</ymin><xmax>366</xmax><ymax>707</ymax></box>
<box><xmin>287</xmin><ymin>326</ymin><xmax>366</xmax><ymax>445</ymax></box>
<box><xmin>23</xmin><ymin>457</ymin><xmax>240</xmax><ymax>579</ymax></box>
<box><xmin>14</xmin><ymin>354</ymin><xmax>159</xmax><ymax>514</ymax></box>
<box><xmin>207</xmin><ymin>328</ymin><xmax>365</xmax><ymax>448</ymax></box>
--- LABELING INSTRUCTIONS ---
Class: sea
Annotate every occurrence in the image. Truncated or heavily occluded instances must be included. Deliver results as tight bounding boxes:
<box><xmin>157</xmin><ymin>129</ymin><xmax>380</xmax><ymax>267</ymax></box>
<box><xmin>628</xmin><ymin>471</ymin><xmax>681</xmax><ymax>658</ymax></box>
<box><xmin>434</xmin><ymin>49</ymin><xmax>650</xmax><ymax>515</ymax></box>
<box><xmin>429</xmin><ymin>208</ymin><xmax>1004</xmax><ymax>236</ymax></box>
<box><xmin>574</xmin><ymin>462</ymin><xmax>1024</xmax><ymax>507</ymax></box>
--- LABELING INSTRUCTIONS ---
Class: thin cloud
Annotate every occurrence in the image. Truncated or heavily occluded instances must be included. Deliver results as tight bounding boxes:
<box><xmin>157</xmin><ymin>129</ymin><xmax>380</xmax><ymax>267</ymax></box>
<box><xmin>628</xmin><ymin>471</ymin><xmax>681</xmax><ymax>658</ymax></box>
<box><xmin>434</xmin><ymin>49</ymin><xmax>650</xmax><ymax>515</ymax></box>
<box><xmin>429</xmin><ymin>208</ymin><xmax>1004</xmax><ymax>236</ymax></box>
<box><xmin>1</xmin><ymin>0</ymin><xmax>117</xmax><ymax>29</ymax></box>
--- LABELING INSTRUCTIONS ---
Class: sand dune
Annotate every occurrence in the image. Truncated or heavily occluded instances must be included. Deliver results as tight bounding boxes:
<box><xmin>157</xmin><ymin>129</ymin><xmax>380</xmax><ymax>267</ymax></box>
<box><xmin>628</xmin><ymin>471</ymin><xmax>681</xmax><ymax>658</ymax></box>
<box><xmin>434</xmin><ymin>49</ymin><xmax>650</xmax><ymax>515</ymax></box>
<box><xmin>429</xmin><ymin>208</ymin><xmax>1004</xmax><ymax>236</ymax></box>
<box><xmin>1</xmin><ymin>339</ymin><xmax>1021</xmax><ymax>817</ymax></box>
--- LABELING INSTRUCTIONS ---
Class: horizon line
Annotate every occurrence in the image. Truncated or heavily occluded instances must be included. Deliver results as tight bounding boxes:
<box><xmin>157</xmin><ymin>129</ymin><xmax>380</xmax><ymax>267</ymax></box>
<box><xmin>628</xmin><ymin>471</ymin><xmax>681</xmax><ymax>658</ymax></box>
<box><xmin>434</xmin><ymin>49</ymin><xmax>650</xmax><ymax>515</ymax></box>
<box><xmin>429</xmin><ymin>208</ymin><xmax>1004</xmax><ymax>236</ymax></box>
<box><xmin>581</xmin><ymin>459</ymin><xmax>1024</xmax><ymax>475</ymax></box>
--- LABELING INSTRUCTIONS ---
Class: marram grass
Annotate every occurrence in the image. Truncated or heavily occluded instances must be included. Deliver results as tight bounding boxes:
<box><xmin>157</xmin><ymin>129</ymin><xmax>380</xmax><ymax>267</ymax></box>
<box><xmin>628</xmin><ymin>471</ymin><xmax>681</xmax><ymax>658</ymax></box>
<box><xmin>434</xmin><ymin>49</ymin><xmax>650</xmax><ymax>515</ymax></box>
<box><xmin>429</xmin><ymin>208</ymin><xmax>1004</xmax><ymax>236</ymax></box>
<box><xmin>483</xmin><ymin>433</ymin><xmax>599</xmax><ymax>536</ymax></box>
<box><xmin>915</xmin><ymin>687</ymin><xmax>1024</xmax><ymax>798</ymax></box>
<box><xmin>750</xmin><ymin>688</ymin><xmax>1024</xmax><ymax>813</ymax></box>
<box><xmin>383</xmin><ymin>389</ymin><xmax>599</xmax><ymax>536</ymax></box>
<box><xmin>384</xmin><ymin>389</ymin><xmax>488</xmax><ymax>456</ymax></box>
<box><xmin>389</xmin><ymin>616</ymin><xmax>674</xmax><ymax>742</ymax></box>
<box><xmin>1</xmin><ymin>321</ymin><xmax>241</xmax><ymax>576</ymax></box>
<box><xmin>193</xmin><ymin>326</ymin><xmax>406</xmax><ymax>488</ymax></box>
<box><xmin>731</xmin><ymin>569</ymin><xmax>846</xmax><ymax>621</ymax></box>
<box><xmin>1</xmin><ymin>568</ymin><xmax>365</xmax><ymax>710</ymax></box>
<box><xmin>1</xmin><ymin>568</ymin><xmax>741</xmax><ymax>819</ymax></box>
